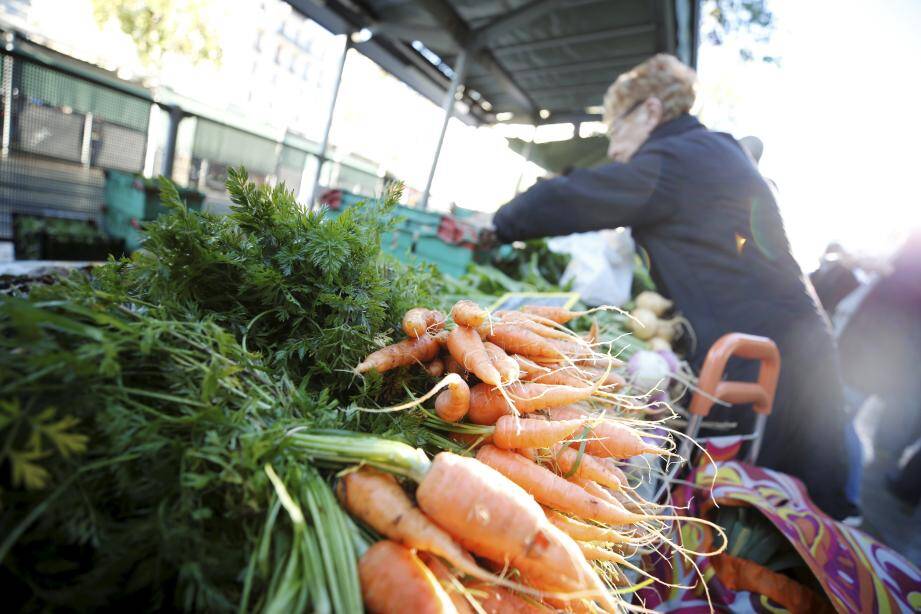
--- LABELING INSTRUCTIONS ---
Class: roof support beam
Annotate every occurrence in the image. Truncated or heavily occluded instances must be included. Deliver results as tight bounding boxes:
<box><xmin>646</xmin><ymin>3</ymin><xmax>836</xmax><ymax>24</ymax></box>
<box><xmin>492</xmin><ymin>23</ymin><xmax>657</xmax><ymax>55</ymax></box>
<box><xmin>311</xmin><ymin>36</ymin><xmax>351</xmax><ymax>207</ymax></box>
<box><xmin>371</xmin><ymin>22</ymin><xmax>458</xmax><ymax>51</ymax></box>
<box><xmin>474</xmin><ymin>52</ymin><xmax>534</xmax><ymax>111</ymax></box>
<box><xmin>675</xmin><ymin>0</ymin><xmax>693</xmax><ymax>64</ymax></box>
<box><xmin>412</xmin><ymin>0</ymin><xmax>537</xmax><ymax>114</ymax></box>
<box><xmin>506</xmin><ymin>53</ymin><xmax>647</xmax><ymax>79</ymax></box>
<box><xmin>468</xmin><ymin>0</ymin><xmax>565</xmax><ymax>49</ymax></box>
<box><xmin>411</xmin><ymin>0</ymin><xmax>472</xmax><ymax>50</ymax></box>
<box><xmin>526</xmin><ymin>80</ymin><xmax>620</xmax><ymax>97</ymax></box>
<box><xmin>420</xmin><ymin>48</ymin><xmax>470</xmax><ymax>211</ymax></box>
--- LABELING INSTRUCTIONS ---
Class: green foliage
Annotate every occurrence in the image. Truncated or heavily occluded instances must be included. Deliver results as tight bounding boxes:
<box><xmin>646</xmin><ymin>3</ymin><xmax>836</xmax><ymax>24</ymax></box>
<box><xmin>1</xmin><ymin>400</ymin><xmax>88</xmax><ymax>490</ymax></box>
<box><xmin>703</xmin><ymin>0</ymin><xmax>777</xmax><ymax>63</ymax></box>
<box><xmin>127</xmin><ymin>169</ymin><xmax>438</xmax><ymax>399</ymax></box>
<box><xmin>487</xmin><ymin>239</ymin><xmax>571</xmax><ymax>290</ymax></box>
<box><xmin>91</xmin><ymin>0</ymin><xmax>222</xmax><ymax>69</ymax></box>
<box><xmin>0</xmin><ymin>170</ymin><xmax>444</xmax><ymax>611</ymax></box>
<box><xmin>14</xmin><ymin>216</ymin><xmax>111</xmax><ymax>260</ymax></box>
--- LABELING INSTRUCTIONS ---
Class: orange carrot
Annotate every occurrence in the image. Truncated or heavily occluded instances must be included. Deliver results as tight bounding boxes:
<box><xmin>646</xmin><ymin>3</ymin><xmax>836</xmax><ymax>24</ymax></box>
<box><xmin>420</xmin><ymin>553</ymin><xmax>476</xmax><ymax>614</ymax></box>
<box><xmin>520</xmin><ymin>305</ymin><xmax>580</xmax><ymax>324</ymax></box>
<box><xmin>492</xmin><ymin>415</ymin><xmax>585</xmax><ymax>450</ymax></box>
<box><xmin>572</xmin><ymin>478</ymin><xmax>623</xmax><ymax>508</ymax></box>
<box><xmin>576</xmin><ymin>355</ymin><xmax>624</xmax><ymax>370</ymax></box>
<box><xmin>447</xmin><ymin>326</ymin><xmax>501</xmax><ymax>386</ymax></box>
<box><xmin>435</xmin><ymin>377</ymin><xmax>470</xmax><ymax>422</ymax></box>
<box><xmin>483</xmin><ymin>341</ymin><xmax>520</xmax><ymax>384</ymax></box>
<box><xmin>451</xmin><ymin>299</ymin><xmax>489</xmax><ymax>329</ymax></box>
<box><xmin>404</xmin><ymin>308</ymin><xmax>447</xmax><ymax>338</ymax></box>
<box><xmin>577</xmin><ymin>541</ymin><xmax>628</xmax><ymax>564</ymax></box>
<box><xmin>575</xmin><ymin>544</ymin><xmax>630</xmax><ymax>586</ymax></box>
<box><xmin>513</xmin><ymin>355</ymin><xmax>591</xmax><ymax>388</ymax></box>
<box><xmin>415</xmin><ymin>452</ymin><xmax>618</xmax><ymax>609</ymax></box>
<box><xmin>516</xmin><ymin>446</ymin><xmax>539</xmax><ymax>462</ymax></box>
<box><xmin>612</xmin><ymin>489</ymin><xmax>645</xmax><ymax>515</ymax></box>
<box><xmin>433</xmin><ymin>330</ymin><xmax>450</xmax><ymax>346</ymax></box>
<box><xmin>596</xmin><ymin>457</ymin><xmax>630</xmax><ymax>490</ymax></box>
<box><xmin>586</xmin><ymin>319</ymin><xmax>599</xmax><ymax>344</ymax></box>
<box><xmin>549</xmin><ymin>338</ymin><xmax>592</xmax><ymax>358</ymax></box>
<box><xmin>578</xmin><ymin>366</ymin><xmax>626</xmax><ymax>389</ymax></box>
<box><xmin>468</xmin><ymin>382</ymin><xmax>594</xmax><ymax>425</ymax></box>
<box><xmin>356</xmin><ymin>335</ymin><xmax>440</xmax><ymax>374</ymax></box>
<box><xmin>496</xmin><ymin>313</ymin><xmax>573</xmax><ymax>341</ymax></box>
<box><xmin>475</xmin><ymin>445</ymin><xmax>639</xmax><ymax>526</ymax></box>
<box><xmin>487</xmin><ymin>325</ymin><xmax>561</xmax><ymax>360</ymax></box>
<box><xmin>425</xmin><ymin>357</ymin><xmax>446</xmax><ymax>378</ymax></box>
<box><xmin>338</xmin><ymin>468</ymin><xmax>480</xmax><ymax>576</ymax></box>
<box><xmin>545</xmin><ymin>509</ymin><xmax>635</xmax><ymax>545</ymax></box>
<box><xmin>359</xmin><ymin>540</ymin><xmax>456</xmax><ymax>614</ymax></box>
<box><xmin>466</xmin><ymin>582</ymin><xmax>551</xmax><ymax>613</ymax></box>
<box><xmin>551</xmin><ymin>444</ymin><xmax>626</xmax><ymax>491</ymax></box>
<box><xmin>444</xmin><ymin>353</ymin><xmax>467</xmax><ymax>378</ymax></box>
<box><xmin>546</xmin><ymin>406</ymin><xmax>660</xmax><ymax>458</ymax></box>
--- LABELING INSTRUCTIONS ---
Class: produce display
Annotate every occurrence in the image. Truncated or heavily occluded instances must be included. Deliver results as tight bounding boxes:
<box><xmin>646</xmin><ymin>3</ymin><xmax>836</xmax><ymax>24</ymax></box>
<box><xmin>0</xmin><ymin>171</ymin><xmax>723</xmax><ymax>613</ymax></box>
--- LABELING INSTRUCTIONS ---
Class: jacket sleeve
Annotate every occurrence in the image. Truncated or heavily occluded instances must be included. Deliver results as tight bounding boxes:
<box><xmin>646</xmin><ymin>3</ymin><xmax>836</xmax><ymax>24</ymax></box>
<box><xmin>492</xmin><ymin>147</ymin><xmax>675</xmax><ymax>242</ymax></box>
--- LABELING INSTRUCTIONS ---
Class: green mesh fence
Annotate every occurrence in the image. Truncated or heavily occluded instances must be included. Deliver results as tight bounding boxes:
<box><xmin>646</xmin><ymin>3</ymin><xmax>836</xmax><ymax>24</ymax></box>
<box><xmin>20</xmin><ymin>61</ymin><xmax>150</xmax><ymax>132</ymax></box>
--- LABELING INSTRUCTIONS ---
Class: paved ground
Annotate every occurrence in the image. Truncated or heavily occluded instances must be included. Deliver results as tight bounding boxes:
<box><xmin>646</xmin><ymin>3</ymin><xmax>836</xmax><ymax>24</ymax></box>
<box><xmin>852</xmin><ymin>401</ymin><xmax>921</xmax><ymax>567</ymax></box>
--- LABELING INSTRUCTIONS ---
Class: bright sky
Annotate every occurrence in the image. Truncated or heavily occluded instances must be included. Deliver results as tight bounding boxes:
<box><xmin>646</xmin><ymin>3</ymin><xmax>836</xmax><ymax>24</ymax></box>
<box><xmin>695</xmin><ymin>0</ymin><xmax>921</xmax><ymax>268</ymax></box>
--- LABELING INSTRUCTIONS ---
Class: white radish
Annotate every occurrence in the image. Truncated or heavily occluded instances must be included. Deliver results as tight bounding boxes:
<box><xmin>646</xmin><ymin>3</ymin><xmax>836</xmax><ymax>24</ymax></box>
<box><xmin>648</xmin><ymin>337</ymin><xmax>671</xmax><ymax>352</ymax></box>
<box><xmin>635</xmin><ymin>291</ymin><xmax>673</xmax><ymax>317</ymax></box>
<box><xmin>627</xmin><ymin>350</ymin><xmax>672</xmax><ymax>391</ymax></box>
<box><xmin>628</xmin><ymin>308</ymin><xmax>658</xmax><ymax>340</ymax></box>
<box><xmin>656</xmin><ymin>318</ymin><xmax>681</xmax><ymax>343</ymax></box>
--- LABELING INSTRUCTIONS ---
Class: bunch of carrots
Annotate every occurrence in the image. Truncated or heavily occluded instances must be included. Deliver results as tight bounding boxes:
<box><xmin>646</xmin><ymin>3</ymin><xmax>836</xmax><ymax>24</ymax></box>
<box><xmin>328</xmin><ymin>300</ymin><xmax>726</xmax><ymax>613</ymax></box>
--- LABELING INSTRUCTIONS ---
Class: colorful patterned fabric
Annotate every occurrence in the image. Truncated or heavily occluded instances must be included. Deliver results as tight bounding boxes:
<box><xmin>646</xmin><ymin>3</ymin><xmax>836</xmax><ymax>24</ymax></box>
<box><xmin>637</xmin><ymin>438</ymin><xmax>921</xmax><ymax>613</ymax></box>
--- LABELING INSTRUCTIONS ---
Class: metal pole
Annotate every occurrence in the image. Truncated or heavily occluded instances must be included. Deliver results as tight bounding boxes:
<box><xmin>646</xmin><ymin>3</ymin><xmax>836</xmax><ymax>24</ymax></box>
<box><xmin>653</xmin><ymin>413</ymin><xmax>701</xmax><ymax>502</ymax></box>
<box><xmin>747</xmin><ymin>413</ymin><xmax>767</xmax><ymax>465</ymax></box>
<box><xmin>310</xmin><ymin>36</ymin><xmax>351</xmax><ymax>208</ymax></box>
<box><xmin>161</xmin><ymin>104</ymin><xmax>183</xmax><ymax>179</ymax></box>
<box><xmin>419</xmin><ymin>49</ymin><xmax>469</xmax><ymax>211</ymax></box>
<box><xmin>80</xmin><ymin>112</ymin><xmax>93</xmax><ymax>167</ymax></box>
<box><xmin>1</xmin><ymin>53</ymin><xmax>15</xmax><ymax>158</ymax></box>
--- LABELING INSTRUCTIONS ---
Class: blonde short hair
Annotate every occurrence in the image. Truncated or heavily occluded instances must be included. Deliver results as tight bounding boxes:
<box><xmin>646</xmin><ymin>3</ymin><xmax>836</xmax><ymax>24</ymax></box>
<box><xmin>603</xmin><ymin>54</ymin><xmax>697</xmax><ymax>124</ymax></box>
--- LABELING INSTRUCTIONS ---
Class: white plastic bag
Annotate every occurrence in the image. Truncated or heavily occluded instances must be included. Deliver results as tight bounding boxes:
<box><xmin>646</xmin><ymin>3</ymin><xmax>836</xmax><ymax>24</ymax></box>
<box><xmin>547</xmin><ymin>228</ymin><xmax>635</xmax><ymax>307</ymax></box>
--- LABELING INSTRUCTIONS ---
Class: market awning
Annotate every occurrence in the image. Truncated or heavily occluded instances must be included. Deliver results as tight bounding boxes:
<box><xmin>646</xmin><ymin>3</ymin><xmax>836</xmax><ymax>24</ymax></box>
<box><xmin>507</xmin><ymin>134</ymin><xmax>608</xmax><ymax>174</ymax></box>
<box><xmin>288</xmin><ymin>0</ymin><xmax>699</xmax><ymax>125</ymax></box>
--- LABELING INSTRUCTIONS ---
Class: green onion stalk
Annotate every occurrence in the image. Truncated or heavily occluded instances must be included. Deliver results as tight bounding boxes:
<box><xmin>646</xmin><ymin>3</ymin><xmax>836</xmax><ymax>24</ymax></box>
<box><xmin>286</xmin><ymin>429</ymin><xmax>433</xmax><ymax>484</ymax></box>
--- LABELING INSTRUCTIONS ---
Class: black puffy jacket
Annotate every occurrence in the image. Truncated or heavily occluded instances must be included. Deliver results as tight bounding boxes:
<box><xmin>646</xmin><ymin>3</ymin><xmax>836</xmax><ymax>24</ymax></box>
<box><xmin>493</xmin><ymin>113</ymin><xmax>851</xmax><ymax>517</ymax></box>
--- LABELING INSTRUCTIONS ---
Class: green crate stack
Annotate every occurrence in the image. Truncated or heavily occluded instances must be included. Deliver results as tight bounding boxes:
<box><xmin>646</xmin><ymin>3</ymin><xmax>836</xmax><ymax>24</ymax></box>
<box><xmin>315</xmin><ymin>191</ymin><xmax>474</xmax><ymax>277</ymax></box>
<box><xmin>103</xmin><ymin>170</ymin><xmax>205</xmax><ymax>251</ymax></box>
<box><xmin>411</xmin><ymin>232</ymin><xmax>473</xmax><ymax>278</ymax></box>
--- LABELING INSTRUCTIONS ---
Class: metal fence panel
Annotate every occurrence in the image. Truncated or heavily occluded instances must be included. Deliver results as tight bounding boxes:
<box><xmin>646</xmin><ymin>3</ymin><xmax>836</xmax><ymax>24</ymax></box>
<box><xmin>20</xmin><ymin>60</ymin><xmax>150</xmax><ymax>131</ymax></box>
<box><xmin>16</xmin><ymin>103</ymin><xmax>84</xmax><ymax>161</ymax></box>
<box><xmin>94</xmin><ymin>121</ymin><xmax>147</xmax><ymax>171</ymax></box>
<box><xmin>0</xmin><ymin>52</ymin><xmax>151</xmax><ymax>241</ymax></box>
<box><xmin>192</xmin><ymin>118</ymin><xmax>279</xmax><ymax>175</ymax></box>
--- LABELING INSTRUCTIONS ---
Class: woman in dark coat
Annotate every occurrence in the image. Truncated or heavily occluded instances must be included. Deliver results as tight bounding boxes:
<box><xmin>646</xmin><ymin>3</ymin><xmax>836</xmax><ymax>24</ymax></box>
<box><xmin>491</xmin><ymin>54</ymin><xmax>853</xmax><ymax>519</ymax></box>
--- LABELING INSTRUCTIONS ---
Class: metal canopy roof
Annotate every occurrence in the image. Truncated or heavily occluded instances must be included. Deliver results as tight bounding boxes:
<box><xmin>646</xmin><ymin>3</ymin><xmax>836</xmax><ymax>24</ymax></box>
<box><xmin>288</xmin><ymin>0</ymin><xmax>699</xmax><ymax>125</ymax></box>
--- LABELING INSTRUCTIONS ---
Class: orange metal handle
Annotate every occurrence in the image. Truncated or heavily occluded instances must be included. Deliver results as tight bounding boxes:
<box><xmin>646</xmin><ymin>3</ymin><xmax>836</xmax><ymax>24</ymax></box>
<box><xmin>688</xmin><ymin>333</ymin><xmax>781</xmax><ymax>418</ymax></box>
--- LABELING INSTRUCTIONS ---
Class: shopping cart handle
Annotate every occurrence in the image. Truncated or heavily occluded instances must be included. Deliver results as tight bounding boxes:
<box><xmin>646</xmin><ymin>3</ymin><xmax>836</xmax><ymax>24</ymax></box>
<box><xmin>688</xmin><ymin>333</ymin><xmax>780</xmax><ymax>417</ymax></box>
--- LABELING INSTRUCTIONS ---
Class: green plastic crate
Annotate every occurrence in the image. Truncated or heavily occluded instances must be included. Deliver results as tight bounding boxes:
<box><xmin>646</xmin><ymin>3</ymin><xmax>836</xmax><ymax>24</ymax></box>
<box><xmin>104</xmin><ymin>170</ymin><xmax>205</xmax><ymax>251</ymax></box>
<box><xmin>381</xmin><ymin>227</ymin><xmax>416</xmax><ymax>257</ymax></box>
<box><xmin>317</xmin><ymin>190</ymin><xmax>473</xmax><ymax>276</ymax></box>
<box><xmin>394</xmin><ymin>204</ymin><xmax>443</xmax><ymax>228</ymax></box>
<box><xmin>412</xmin><ymin>233</ymin><xmax>473</xmax><ymax>278</ymax></box>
